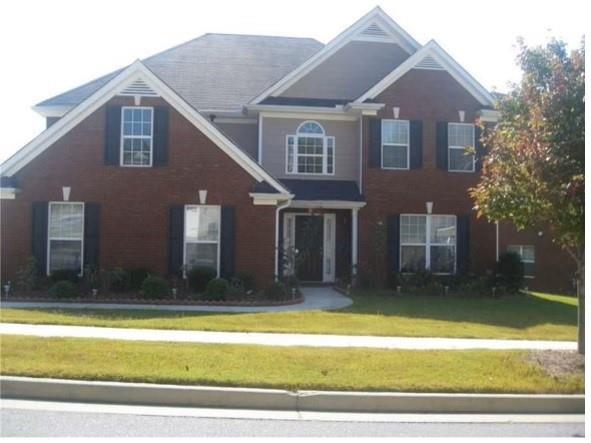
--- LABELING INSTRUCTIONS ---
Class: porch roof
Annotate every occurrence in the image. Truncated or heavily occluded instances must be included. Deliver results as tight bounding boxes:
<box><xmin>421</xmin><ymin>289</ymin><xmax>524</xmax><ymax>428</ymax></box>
<box><xmin>280</xmin><ymin>179</ymin><xmax>364</xmax><ymax>202</ymax></box>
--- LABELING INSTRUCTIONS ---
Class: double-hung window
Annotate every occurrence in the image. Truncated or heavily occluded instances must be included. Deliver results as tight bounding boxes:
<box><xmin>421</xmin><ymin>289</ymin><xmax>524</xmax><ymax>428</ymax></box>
<box><xmin>507</xmin><ymin>245</ymin><xmax>535</xmax><ymax>277</ymax></box>
<box><xmin>121</xmin><ymin>106</ymin><xmax>153</xmax><ymax>167</ymax></box>
<box><xmin>448</xmin><ymin>123</ymin><xmax>475</xmax><ymax>172</ymax></box>
<box><xmin>47</xmin><ymin>202</ymin><xmax>84</xmax><ymax>275</ymax></box>
<box><xmin>382</xmin><ymin>120</ymin><xmax>409</xmax><ymax>169</ymax></box>
<box><xmin>400</xmin><ymin>214</ymin><xmax>456</xmax><ymax>274</ymax></box>
<box><xmin>184</xmin><ymin>205</ymin><xmax>221</xmax><ymax>274</ymax></box>
<box><xmin>286</xmin><ymin>121</ymin><xmax>334</xmax><ymax>175</ymax></box>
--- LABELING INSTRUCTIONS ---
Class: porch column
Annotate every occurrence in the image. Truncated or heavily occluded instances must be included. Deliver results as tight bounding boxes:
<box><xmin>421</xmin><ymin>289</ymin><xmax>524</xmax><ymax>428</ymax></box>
<box><xmin>351</xmin><ymin>208</ymin><xmax>359</xmax><ymax>276</ymax></box>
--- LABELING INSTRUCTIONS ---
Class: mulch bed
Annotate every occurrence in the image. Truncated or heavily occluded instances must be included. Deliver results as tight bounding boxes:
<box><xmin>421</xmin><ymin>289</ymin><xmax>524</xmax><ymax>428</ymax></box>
<box><xmin>525</xmin><ymin>350</ymin><xmax>585</xmax><ymax>379</ymax></box>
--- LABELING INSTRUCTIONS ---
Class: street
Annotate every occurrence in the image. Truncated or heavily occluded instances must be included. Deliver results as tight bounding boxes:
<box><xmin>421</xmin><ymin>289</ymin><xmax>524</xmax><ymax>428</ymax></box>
<box><xmin>1</xmin><ymin>399</ymin><xmax>584</xmax><ymax>437</ymax></box>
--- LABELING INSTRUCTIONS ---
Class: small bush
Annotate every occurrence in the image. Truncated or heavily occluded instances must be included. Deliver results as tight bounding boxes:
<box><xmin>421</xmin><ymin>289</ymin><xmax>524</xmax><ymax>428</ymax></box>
<box><xmin>130</xmin><ymin>268</ymin><xmax>151</xmax><ymax>291</ymax></box>
<box><xmin>205</xmin><ymin>278</ymin><xmax>229</xmax><ymax>301</ymax></box>
<box><xmin>496</xmin><ymin>252</ymin><xmax>524</xmax><ymax>294</ymax></box>
<box><xmin>281</xmin><ymin>274</ymin><xmax>299</xmax><ymax>290</ymax></box>
<box><xmin>15</xmin><ymin>256</ymin><xmax>38</xmax><ymax>291</ymax></box>
<box><xmin>107</xmin><ymin>267</ymin><xmax>131</xmax><ymax>292</ymax></box>
<box><xmin>82</xmin><ymin>265</ymin><xmax>100</xmax><ymax>291</ymax></box>
<box><xmin>233</xmin><ymin>272</ymin><xmax>257</xmax><ymax>293</ymax></box>
<box><xmin>48</xmin><ymin>280</ymin><xmax>78</xmax><ymax>299</ymax></box>
<box><xmin>187</xmin><ymin>267</ymin><xmax>216</xmax><ymax>293</ymax></box>
<box><xmin>141</xmin><ymin>275</ymin><xmax>170</xmax><ymax>299</ymax></box>
<box><xmin>225</xmin><ymin>283</ymin><xmax>247</xmax><ymax>301</ymax></box>
<box><xmin>50</xmin><ymin>269</ymin><xmax>80</xmax><ymax>284</ymax></box>
<box><xmin>264</xmin><ymin>281</ymin><xmax>288</xmax><ymax>301</ymax></box>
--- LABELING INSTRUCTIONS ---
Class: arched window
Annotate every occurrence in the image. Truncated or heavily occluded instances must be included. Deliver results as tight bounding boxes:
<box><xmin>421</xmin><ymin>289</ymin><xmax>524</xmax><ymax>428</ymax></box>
<box><xmin>286</xmin><ymin>121</ymin><xmax>335</xmax><ymax>175</ymax></box>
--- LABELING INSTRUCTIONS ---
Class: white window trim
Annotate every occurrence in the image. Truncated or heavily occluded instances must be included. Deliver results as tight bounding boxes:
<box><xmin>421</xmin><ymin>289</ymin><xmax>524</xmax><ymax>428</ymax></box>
<box><xmin>285</xmin><ymin>121</ymin><xmax>335</xmax><ymax>176</ymax></box>
<box><xmin>508</xmin><ymin>244</ymin><xmax>535</xmax><ymax>278</ymax></box>
<box><xmin>399</xmin><ymin>214</ymin><xmax>457</xmax><ymax>275</ymax></box>
<box><xmin>381</xmin><ymin>119</ymin><xmax>409</xmax><ymax>170</ymax></box>
<box><xmin>46</xmin><ymin>201</ymin><xmax>85</xmax><ymax>276</ymax></box>
<box><xmin>448</xmin><ymin>122</ymin><xmax>475</xmax><ymax>173</ymax></box>
<box><xmin>183</xmin><ymin>205</ymin><xmax>221</xmax><ymax>278</ymax></box>
<box><xmin>120</xmin><ymin>106</ymin><xmax>154</xmax><ymax>168</ymax></box>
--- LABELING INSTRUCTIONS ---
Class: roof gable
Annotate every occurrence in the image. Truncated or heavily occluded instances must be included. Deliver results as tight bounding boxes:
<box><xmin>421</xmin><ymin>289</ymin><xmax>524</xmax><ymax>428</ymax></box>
<box><xmin>355</xmin><ymin>40</ymin><xmax>495</xmax><ymax>106</ymax></box>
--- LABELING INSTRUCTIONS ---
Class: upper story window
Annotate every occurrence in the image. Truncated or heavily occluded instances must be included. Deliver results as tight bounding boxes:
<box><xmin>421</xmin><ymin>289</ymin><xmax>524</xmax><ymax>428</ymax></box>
<box><xmin>184</xmin><ymin>205</ymin><xmax>221</xmax><ymax>275</ymax></box>
<box><xmin>121</xmin><ymin>106</ymin><xmax>153</xmax><ymax>167</ymax></box>
<box><xmin>286</xmin><ymin>121</ymin><xmax>335</xmax><ymax>175</ymax></box>
<box><xmin>382</xmin><ymin>120</ymin><xmax>409</xmax><ymax>169</ymax></box>
<box><xmin>48</xmin><ymin>202</ymin><xmax>84</xmax><ymax>275</ymax></box>
<box><xmin>507</xmin><ymin>245</ymin><xmax>535</xmax><ymax>277</ymax></box>
<box><xmin>448</xmin><ymin>123</ymin><xmax>475</xmax><ymax>172</ymax></box>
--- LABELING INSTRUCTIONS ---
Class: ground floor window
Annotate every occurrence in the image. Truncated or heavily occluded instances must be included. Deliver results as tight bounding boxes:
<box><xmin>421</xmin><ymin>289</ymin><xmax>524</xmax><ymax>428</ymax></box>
<box><xmin>400</xmin><ymin>214</ymin><xmax>456</xmax><ymax>274</ymax></box>
<box><xmin>48</xmin><ymin>202</ymin><xmax>84</xmax><ymax>275</ymax></box>
<box><xmin>507</xmin><ymin>245</ymin><xmax>535</xmax><ymax>277</ymax></box>
<box><xmin>184</xmin><ymin>205</ymin><xmax>220</xmax><ymax>274</ymax></box>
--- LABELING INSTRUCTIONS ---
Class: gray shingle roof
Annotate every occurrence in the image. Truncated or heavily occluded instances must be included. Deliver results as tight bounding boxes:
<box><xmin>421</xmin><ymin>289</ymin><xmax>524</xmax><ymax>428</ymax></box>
<box><xmin>36</xmin><ymin>34</ymin><xmax>323</xmax><ymax>112</ymax></box>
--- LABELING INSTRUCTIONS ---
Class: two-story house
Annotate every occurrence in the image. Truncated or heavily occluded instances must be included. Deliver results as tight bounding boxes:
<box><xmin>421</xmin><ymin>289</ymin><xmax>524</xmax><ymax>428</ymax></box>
<box><xmin>0</xmin><ymin>7</ymin><xmax>574</xmax><ymax>292</ymax></box>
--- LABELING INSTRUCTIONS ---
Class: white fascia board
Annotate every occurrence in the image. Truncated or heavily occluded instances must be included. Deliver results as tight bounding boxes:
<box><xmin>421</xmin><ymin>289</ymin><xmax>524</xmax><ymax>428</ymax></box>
<box><xmin>249</xmin><ymin>7</ymin><xmax>420</xmax><ymax>105</ymax></box>
<box><xmin>32</xmin><ymin>105</ymin><xmax>74</xmax><ymax>118</ymax></box>
<box><xmin>478</xmin><ymin>109</ymin><xmax>501</xmax><ymax>122</ymax></box>
<box><xmin>251</xmin><ymin>106</ymin><xmax>359</xmax><ymax>122</ymax></box>
<box><xmin>355</xmin><ymin>40</ymin><xmax>495</xmax><ymax>107</ymax></box>
<box><xmin>0</xmin><ymin>187</ymin><xmax>18</xmax><ymax>199</ymax></box>
<box><xmin>249</xmin><ymin>192</ymin><xmax>294</xmax><ymax>206</ymax></box>
<box><xmin>290</xmin><ymin>200</ymin><xmax>366</xmax><ymax>209</ymax></box>
<box><xmin>2</xmin><ymin>61</ymin><xmax>290</xmax><ymax>196</ymax></box>
<box><xmin>344</xmin><ymin>103</ymin><xmax>385</xmax><ymax>116</ymax></box>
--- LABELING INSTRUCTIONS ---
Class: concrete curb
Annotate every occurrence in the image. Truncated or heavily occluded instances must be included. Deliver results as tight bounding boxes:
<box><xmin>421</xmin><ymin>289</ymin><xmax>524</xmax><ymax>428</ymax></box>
<box><xmin>0</xmin><ymin>377</ymin><xmax>584</xmax><ymax>414</ymax></box>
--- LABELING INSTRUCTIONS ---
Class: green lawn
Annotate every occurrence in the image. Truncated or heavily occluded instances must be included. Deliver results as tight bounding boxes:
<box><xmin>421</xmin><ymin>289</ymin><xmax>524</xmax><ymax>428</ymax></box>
<box><xmin>0</xmin><ymin>291</ymin><xmax>577</xmax><ymax>341</ymax></box>
<box><xmin>0</xmin><ymin>335</ymin><xmax>583</xmax><ymax>394</ymax></box>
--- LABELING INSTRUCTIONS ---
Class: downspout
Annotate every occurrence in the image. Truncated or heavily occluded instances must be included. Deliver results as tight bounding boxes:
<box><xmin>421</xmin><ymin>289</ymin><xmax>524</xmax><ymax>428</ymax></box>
<box><xmin>495</xmin><ymin>221</ymin><xmax>499</xmax><ymax>261</ymax></box>
<box><xmin>275</xmin><ymin>198</ymin><xmax>292</xmax><ymax>280</ymax></box>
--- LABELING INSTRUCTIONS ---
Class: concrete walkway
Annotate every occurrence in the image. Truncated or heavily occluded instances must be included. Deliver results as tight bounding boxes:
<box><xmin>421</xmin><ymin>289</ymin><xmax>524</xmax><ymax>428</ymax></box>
<box><xmin>0</xmin><ymin>323</ymin><xmax>577</xmax><ymax>351</ymax></box>
<box><xmin>1</xmin><ymin>287</ymin><xmax>353</xmax><ymax>313</ymax></box>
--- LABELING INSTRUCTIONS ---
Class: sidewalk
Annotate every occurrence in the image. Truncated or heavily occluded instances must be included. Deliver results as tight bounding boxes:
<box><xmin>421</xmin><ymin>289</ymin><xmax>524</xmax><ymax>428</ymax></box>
<box><xmin>0</xmin><ymin>322</ymin><xmax>577</xmax><ymax>350</ymax></box>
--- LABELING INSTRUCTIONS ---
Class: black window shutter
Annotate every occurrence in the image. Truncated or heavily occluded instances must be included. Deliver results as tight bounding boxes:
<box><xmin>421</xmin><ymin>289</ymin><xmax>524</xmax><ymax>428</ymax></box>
<box><xmin>169</xmin><ymin>206</ymin><xmax>184</xmax><ymax>277</ymax></box>
<box><xmin>153</xmin><ymin>107</ymin><xmax>169</xmax><ymax>166</ymax></box>
<box><xmin>456</xmin><ymin>215</ymin><xmax>470</xmax><ymax>274</ymax></box>
<box><xmin>83</xmin><ymin>203</ymin><xmax>100</xmax><ymax>270</ymax></box>
<box><xmin>436</xmin><ymin>121</ymin><xmax>448</xmax><ymax>170</ymax></box>
<box><xmin>105</xmin><ymin>106</ymin><xmax>121</xmax><ymax>165</ymax></box>
<box><xmin>387</xmin><ymin>215</ymin><xmax>400</xmax><ymax>273</ymax></box>
<box><xmin>409</xmin><ymin>120</ymin><xmax>423</xmax><ymax>169</ymax></box>
<box><xmin>474</xmin><ymin>125</ymin><xmax>485</xmax><ymax>171</ymax></box>
<box><xmin>369</xmin><ymin>118</ymin><xmax>382</xmax><ymax>168</ymax></box>
<box><xmin>32</xmin><ymin>202</ymin><xmax>49</xmax><ymax>275</ymax></box>
<box><xmin>220</xmin><ymin>206</ymin><xmax>236</xmax><ymax>279</ymax></box>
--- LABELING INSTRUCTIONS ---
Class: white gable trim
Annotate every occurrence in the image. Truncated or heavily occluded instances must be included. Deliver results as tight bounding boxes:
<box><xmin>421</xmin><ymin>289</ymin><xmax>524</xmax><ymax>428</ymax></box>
<box><xmin>249</xmin><ymin>7</ymin><xmax>420</xmax><ymax>105</ymax></box>
<box><xmin>355</xmin><ymin>40</ymin><xmax>495</xmax><ymax>106</ymax></box>
<box><xmin>2</xmin><ymin>61</ymin><xmax>289</xmax><ymax>195</ymax></box>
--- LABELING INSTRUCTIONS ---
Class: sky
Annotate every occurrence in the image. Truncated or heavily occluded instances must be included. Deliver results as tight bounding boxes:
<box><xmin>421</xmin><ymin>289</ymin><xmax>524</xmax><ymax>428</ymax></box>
<box><xmin>0</xmin><ymin>0</ymin><xmax>587</xmax><ymax>163</ymax></box>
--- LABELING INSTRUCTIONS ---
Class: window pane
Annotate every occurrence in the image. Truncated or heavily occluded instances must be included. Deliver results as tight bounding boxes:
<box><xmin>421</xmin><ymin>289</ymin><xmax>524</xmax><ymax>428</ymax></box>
<box><xmin>400</xmin><ymin>215</ymin><xmax>426</xmax><ymax>243</ymax></box>
<box><xmin>185</xmin><ymin>207</ymin><xmax>220</xmax><ymax>241</ymax></box>
<box><xmin>524</xmin><ymin>262</ymin><xmax>535</xmax><ymax>276</ymax></box>
<box><xmin>297</xmin><ymin>152</ymin><xmax>323</xmax><ymax>174</ymax></box>
<box><xmin>382</xmin><ymin>120</ymin><xmax>408</xmax><ymax>145</ymax></box>
<box><xmin>383</xmin><ymin>145</ymin><xmax>408</xmax><ymax>169</ymax></box>
<box><xmin>186</xmin><ymin>243</ymin><xmax>218</xmax><ymax>271</ymax></box>
<box><xmin>49</xmin><ymin>240</ymin><xmax>82</xmax><ymax>273</ymax></box>
<box><xmin>297</xmin><ymin>137</ymin><xmax>323</xmax><ymax>155</ymax></box>
<box><xmin>430</xmin><ymin>216</ymin><xmax>456</xmax><ymax>244</ymax></box>
<box><xmin>49</xmin><ymin>203</ymin><xmax>84</xmax><ymax>238</ymax></box>
<box><xmin>522</xmin><ymin>246</ymin><xmax>535</xmax><ymax>262</ymax></box>
<box><xmin>326</xmin><ymin>137</ymin><xmax>334</xmax><ymax>174</ymax></box>
<box><xmin>449</xmin><ymin>147</ymin><xmax>474</xmax><ymax>171</ymax></box>
<box><xmin>507</xmin><ymin>245</ymin><xmax>521</xmax><ymax>255</ymax></box>
<box><xmin>287</xmin><ymin>136</ymin><xmax>295</xmax><ymax>173</ymax></box>
<box><xmin>449</xmin><ymin>123</ymin><xmax>474</xmax><ymax>147</ymax></box>
<box><xmin>401</xmin><ymin>245</ymin><xmax>426</xmax><ymax>272</ymax></box>
<box><xmin>298</xmin><ymin>122</ymin><xmax>323</xmax><ymax>134</ymax></box>
<box><xmin>431</xmin><ymin>246</ymin><xmax>455</xmax><ymax>273</ymax></box>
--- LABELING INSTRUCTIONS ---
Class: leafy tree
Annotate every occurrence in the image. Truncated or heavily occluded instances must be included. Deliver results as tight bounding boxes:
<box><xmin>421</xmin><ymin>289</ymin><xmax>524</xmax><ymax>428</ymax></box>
<box><xmin>470</xmin><ymin>38</ymin><xmax>585</xmax><ymax>353</ymax></box>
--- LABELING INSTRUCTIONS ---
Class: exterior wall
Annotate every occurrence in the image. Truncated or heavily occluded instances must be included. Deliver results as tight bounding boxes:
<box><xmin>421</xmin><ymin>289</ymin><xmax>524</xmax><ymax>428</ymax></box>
<box><xmin>261</xmin><ymin>116</ymin><xmax>360</xmax><ymax>183</ymax></box>
<box><xmin>215</xmin><ymin>121</ymin><xmax>258</xmax><ymax>160</ymax></box>
<box><xmin>359</xmin><ymin>69</ymin><xmax>495</xmax><ymax>281</ymax></box>
<box><xmin>1</xmin><ymin>96</ymin><xmax>276</xmax><ymax>287</ymax></box>
<box><xmin>498</xmin><ymin>223</ymin><xmax>575</xmax><ymax>293</ymax></box>
<box><xmin>281</xmin><ymin>41</ymin><xmax>410</xmax><ymax>100</ymax></box>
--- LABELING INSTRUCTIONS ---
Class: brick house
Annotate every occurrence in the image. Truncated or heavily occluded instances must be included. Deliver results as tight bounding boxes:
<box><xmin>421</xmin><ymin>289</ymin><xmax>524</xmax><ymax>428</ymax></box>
<box><xmin>0</xmin><ymin>7</ymin><xmax>575</xmax><ymax>292</ymax></box>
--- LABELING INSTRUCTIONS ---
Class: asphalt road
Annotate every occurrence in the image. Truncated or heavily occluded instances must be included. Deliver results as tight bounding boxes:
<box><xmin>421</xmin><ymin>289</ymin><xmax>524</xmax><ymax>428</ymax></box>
<box><xmin>1</xmin><ymin>401</ymin><xmax>585</xmax><ymax>437</ymax></box>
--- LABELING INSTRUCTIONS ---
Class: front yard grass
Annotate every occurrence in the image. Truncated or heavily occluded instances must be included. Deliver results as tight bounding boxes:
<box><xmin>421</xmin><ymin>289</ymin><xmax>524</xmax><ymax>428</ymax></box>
<box><xmin>0</xmin><ymin>291</ymin><xmax>577</xmax><ymax>341</ymax></box>
<box><xmin>0</xmin><ymin>335</ymin><xmax>583</xmax><ymax>394</ymax></box>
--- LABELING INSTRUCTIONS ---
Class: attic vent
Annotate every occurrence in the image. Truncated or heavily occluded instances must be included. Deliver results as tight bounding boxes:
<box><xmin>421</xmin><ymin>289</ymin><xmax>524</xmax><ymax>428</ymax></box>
<box><xmin>360</xmin><ymin>23</ymin><xmax>389</xmax><ymax>38</ymax></box>
<box><xmin>119</xmin><ymin>79</ymin><xmax>158</xmax><ymax>96</ymax></box>
<box><xmin>414</xmin><ymin>56</ymin><xmax>444</xmax><ymax>70</ymax></box>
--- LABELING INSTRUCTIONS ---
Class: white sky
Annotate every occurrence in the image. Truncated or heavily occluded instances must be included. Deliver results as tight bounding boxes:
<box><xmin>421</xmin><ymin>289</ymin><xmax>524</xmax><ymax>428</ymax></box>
<box><xmin>0</xmin><ymin>0</ymin><xmax>587</xmax><ymax>163</ymax></box>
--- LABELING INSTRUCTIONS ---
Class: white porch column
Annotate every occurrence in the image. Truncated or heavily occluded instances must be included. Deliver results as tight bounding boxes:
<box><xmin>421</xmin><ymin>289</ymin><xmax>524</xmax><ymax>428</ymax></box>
<box><xmin>351</xmin><ymin>208</ymin><xmax>359</xmax><ymax>275</ymax></box>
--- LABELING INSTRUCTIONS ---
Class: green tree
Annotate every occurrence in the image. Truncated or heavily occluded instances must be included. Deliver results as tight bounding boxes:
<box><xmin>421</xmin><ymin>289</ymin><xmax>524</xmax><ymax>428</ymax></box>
<box><xmin>471</xmin><ymin>38</ymin><xmax>585</xmax><ymax>353</ymax></box>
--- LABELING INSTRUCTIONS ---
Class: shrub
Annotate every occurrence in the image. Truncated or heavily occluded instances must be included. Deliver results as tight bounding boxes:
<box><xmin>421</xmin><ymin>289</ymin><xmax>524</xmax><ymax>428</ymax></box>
<box><xmin>205</xmin><ymin>278</ymin><xmax>229</xmax><ymax>301</ymax></box>
<box><xmin>264</xmin><ymin>281</ymin><xmax>288</xmax><ymax>301</ymax></box>
<box><xmin>141</xmin><ymin>275</ymin><xmax>170</xmax><ymax>299</ymax></box>
<box><xmin>129</xmin><ymin>268</ymin><xmax>151</xmax><ymax>291</ymax></box>
<box><xmin>48</xmin><ymin>280</ymin><xmax>78</xmax><ymax>299</ymax></box>
<box><xmin>187</xmin><ymin>267</ymin><xmax>216</xmax><ymax>293</ymax></box>
<box><xmin>225</xmin><ymin>283</ymin><xmax>247</xmax><ymax>301</ymax></box>
<box><xmin>15</xmin><ymin>256</ymin><xmax>38</xmax><ymax>291</ymax></box>
<box><xmin>496</xmin><ymin>252</ymin><xmax>524</xmax><ymax>294</ymax></box>
<box><xmin>233</xmin><ymin>272</ymin><xmax>257</xmax><ymax>293</ymax></box>
<box><xmin>107</xmin><ymin>267</ymin><xmax>131</xmax><ymax>292</ymax></box>
<box><xmin>50</xmin><ymin>269</ymin><xmax>80</xmax><ymax>284</ymax></box>
<box><xmin>281</xmin><ymin>274</ymin><xmax>299</xmax><ymax>290</ymax></box>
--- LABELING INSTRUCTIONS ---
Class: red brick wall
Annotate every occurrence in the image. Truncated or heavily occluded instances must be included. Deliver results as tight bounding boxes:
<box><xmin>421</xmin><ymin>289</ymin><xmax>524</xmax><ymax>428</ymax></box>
<box><xmin>1</xmin><ymin>96</ymin><xmax>276</xmax><ymax>287</ymax></box>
